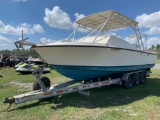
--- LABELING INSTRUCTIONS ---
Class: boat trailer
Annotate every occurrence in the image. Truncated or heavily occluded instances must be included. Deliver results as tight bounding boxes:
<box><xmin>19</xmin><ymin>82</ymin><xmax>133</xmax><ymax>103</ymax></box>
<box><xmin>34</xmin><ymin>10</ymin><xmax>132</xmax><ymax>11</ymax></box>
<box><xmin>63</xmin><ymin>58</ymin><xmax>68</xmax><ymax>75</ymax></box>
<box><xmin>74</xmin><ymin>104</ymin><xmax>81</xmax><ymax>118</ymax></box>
<box><xmin>2</xmin><ymin>66</ymin><xmax>149</xmax><ymax>111</ymax></box>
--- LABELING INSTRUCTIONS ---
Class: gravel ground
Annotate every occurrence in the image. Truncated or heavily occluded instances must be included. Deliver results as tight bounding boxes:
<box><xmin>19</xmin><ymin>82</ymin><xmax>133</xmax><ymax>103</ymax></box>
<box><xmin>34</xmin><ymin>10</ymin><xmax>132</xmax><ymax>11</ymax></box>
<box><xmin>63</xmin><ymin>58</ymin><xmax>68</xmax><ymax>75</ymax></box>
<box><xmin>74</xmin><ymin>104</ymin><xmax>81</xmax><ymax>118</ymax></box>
<box><xmin>152</xmin><ymin>64</ymin><xmax>160</xmax><ymax>69</ymax></box>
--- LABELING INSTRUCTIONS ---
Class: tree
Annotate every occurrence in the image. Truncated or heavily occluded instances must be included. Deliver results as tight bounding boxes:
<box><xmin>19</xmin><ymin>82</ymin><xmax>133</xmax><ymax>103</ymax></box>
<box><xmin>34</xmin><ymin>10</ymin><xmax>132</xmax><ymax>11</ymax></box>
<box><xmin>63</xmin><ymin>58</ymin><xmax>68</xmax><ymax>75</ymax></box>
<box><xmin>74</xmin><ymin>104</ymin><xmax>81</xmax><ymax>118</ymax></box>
<box><xmin>156</xmin><ymin>44</ymin><xmax>160</xmax><ymax>54</ymax></box>
<box><xmin>151</xmin><ymin>45</ymin><xmax>156</xmax><ymax>51</ymax></box>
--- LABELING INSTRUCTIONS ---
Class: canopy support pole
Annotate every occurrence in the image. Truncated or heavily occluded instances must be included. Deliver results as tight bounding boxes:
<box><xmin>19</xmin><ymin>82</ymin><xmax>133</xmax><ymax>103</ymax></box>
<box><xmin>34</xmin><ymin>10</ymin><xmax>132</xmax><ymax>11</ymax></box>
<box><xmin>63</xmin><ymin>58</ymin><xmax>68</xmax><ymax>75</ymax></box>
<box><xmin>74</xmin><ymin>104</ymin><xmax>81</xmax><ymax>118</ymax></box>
<box><xmin>93</xmin><ymin>13</ymin><xmax>113</xmax><ymax>43</ymax></box>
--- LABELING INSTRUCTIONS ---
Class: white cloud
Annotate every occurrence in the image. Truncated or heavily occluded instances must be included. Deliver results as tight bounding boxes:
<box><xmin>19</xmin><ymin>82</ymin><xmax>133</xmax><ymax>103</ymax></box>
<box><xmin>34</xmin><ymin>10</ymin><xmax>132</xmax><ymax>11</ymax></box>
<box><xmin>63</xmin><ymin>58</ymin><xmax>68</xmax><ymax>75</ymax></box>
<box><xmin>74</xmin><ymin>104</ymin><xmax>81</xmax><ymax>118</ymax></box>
<box><xmin>44</xmin><ymin>6</ymin><xmax>72</xmax><ymax>30</ymax></box>
<box><xmin>0</xmin><ymin>35</ymin><xmax>12</xmax><ymax>43</ymax></box>
<box><xmin>40</xmin><ymin>37</ymin><xmax>55</xmax><ymax>44</ymax></box>
<box><xmin>0</xmin><ymin>43</ymin><xmax>14</xmax><ymax>50</ymax></box>
<box><xmin>0</xmin><ymin>35</ymin><xmax>14</xmax><ymax>50</ymax></box>
<box><xmin>135</xmin><ymin>11</ymin><xmax>160</xmax><ymax>48</ymax></box>
<box><xmin>125</xmin><ymin>37</ymin><xmax>136</xmax><ymax>44</ymax></box>
<box><xmin>43</xmin><ymin>6</ymin><xmax>90</xmax><ymax>33</ymax></box>
<box><xmin>136</xmin><ymin>11</ymin><xmax>160</xmax><ymax>28</ymax></box>
<box><xmin>0</xmin><ymin>20</ymin><xmax>44</xmax><ymax>35</ymax></box>
<box><xmin>75</xmin><ymin>13</ymin><xmax>85</xmax><ymax>21</ymax></box>
<box><xmin>147</xmin><ymin>37</ymin><xmax>160</xmax><ymax>48</ymax></box>
<box><xmin>73</xmin><ymin>13</ymin><xmax>88</xmax><ymax>32</ymax></box>
<box><xmin>146</xmin><ymin>26</ymin><xmax>160</xmax><ymax>35</ymax></box>
<box><xmin>33</xmin><ymin>24</ymin><xmax>44</xmax><ymax>33</ymax></box>
<box><xmin>136</xmin><ymin>11</ymin><xmax>160</xmax><ymax>35</ymax></box>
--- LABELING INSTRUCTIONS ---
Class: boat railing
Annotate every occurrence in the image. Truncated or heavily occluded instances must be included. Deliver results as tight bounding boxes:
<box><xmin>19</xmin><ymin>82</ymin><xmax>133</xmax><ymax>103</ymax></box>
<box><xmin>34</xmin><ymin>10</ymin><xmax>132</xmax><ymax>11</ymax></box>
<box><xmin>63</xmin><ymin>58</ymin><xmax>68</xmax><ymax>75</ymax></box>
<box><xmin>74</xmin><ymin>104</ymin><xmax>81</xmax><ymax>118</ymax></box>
<box><xmin>129</xmin><ymin>34</ymin><xmax>147</xmax><ymax>51</ymax></box>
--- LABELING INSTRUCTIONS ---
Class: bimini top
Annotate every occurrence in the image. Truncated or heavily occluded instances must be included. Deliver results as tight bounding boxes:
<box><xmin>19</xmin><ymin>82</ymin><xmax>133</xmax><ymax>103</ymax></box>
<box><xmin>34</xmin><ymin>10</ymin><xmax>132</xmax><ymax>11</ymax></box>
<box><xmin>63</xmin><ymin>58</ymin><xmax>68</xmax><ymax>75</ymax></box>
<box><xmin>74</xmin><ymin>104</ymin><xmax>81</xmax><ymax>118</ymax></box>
<box><xmin>76</xmin><ymin>10</ymin><xmax>138</xmax><ymax>31</ymax></box>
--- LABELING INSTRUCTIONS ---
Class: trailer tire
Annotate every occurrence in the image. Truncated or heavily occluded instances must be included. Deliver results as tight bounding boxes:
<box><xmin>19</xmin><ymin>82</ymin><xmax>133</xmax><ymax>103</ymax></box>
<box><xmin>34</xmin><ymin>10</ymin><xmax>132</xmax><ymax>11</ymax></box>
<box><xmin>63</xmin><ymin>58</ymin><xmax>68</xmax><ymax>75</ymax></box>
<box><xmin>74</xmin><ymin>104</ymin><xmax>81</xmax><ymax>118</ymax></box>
<box><xmin>133</xmin><ymin>73</ymin><xmax>140</xmax><ymax>86</ymax></box>
<box><xmin>140</xmin><ymin>72</ymin><xmax>146</xmax><ymax>84</ymax></box>
<box><xmin>33</xmin><ymin>77</ymin><xmax>51</xmax><ymax>91</ymax></box>
<box><xmin>123</xmin><ymin>75</ymin><xmax>134</xmax><ymax>88</ymax></box>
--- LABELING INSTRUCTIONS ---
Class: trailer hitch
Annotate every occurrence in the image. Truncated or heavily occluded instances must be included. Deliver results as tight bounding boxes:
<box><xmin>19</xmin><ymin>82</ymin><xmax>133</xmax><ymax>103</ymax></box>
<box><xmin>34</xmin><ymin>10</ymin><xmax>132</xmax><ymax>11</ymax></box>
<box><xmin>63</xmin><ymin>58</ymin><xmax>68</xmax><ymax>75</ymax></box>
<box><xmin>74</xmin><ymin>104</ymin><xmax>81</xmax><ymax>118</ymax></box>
<box><xmin>0</xmin><ymin>98</ymin><xmax>15</xmax><ymax>112</ymax></box>
<box><xmin>3</xmin><ymin>97</ymin><xmax>15</xmax><ymax>104</ymax></box>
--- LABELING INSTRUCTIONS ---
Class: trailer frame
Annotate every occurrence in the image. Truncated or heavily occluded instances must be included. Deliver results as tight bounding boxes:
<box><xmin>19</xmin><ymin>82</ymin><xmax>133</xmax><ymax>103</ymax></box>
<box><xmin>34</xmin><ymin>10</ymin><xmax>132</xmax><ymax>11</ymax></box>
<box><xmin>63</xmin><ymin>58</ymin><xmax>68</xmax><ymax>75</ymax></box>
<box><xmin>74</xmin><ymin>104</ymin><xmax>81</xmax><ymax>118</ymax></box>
<box><xmin>3</xmin><ymin>66</ymin><xmax>149</xmax><ymax>106</ymax></box>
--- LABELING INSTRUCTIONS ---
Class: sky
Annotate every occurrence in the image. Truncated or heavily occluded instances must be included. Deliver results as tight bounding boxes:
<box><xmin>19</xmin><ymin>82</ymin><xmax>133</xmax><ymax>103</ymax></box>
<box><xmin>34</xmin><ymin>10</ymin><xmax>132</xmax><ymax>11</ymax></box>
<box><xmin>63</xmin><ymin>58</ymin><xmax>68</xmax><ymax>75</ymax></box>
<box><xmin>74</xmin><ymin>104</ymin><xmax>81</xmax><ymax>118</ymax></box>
<box><xmin>0</xmin><ymin>0</ymin><xmax>160</xmax><ymax>50</ymax></box>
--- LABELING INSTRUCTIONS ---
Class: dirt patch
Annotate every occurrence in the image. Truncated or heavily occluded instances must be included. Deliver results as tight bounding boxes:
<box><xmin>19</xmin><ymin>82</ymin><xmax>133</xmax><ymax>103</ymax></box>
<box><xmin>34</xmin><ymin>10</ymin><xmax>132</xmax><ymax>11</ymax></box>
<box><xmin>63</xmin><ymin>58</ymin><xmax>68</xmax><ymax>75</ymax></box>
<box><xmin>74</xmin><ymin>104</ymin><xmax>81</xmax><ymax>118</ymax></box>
<box><xmin>9</xmin><ymin>81</ymin><xmax>33</xmax><ymax>90</ymax></box>
<box><xmin>152</xmin><ymin>64</ymin><xmax>160</xmax><ymax>69</ymax></box>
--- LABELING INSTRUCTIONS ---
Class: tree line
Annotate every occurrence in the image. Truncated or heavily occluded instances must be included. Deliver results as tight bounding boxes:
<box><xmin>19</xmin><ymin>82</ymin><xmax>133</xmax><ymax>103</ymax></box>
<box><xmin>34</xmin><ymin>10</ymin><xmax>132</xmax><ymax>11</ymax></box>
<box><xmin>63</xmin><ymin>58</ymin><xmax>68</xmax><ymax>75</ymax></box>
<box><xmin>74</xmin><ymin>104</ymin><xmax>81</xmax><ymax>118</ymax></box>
<box><xmin>0</xmin><ymin>48</ymin><xmax>40</xmax><ymax>58</ymax></box>
<box><xmin>147</xmin><ymin>44</ymin><xmax>160</xmax><ymax>58</ymax></box>
<box><xmin>149</xmin><ymin>44</ymin><xmax>160</xmax><ymax>54</ymax></box>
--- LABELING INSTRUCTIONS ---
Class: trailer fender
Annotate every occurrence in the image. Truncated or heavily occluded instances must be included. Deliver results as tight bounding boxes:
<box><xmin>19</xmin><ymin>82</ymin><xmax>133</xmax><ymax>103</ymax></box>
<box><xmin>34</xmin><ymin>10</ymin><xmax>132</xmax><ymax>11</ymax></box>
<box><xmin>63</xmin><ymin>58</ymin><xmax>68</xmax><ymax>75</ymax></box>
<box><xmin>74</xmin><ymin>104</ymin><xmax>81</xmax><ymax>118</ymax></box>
<box><xmin>122</xmin><ymin>70</ymin><xmax>147</xmax><ymax>81</ymax></box>
<box><xmin>121</xmin><ymin>72</ymin><xmax>130</xmax><ymax>81</ymax></box>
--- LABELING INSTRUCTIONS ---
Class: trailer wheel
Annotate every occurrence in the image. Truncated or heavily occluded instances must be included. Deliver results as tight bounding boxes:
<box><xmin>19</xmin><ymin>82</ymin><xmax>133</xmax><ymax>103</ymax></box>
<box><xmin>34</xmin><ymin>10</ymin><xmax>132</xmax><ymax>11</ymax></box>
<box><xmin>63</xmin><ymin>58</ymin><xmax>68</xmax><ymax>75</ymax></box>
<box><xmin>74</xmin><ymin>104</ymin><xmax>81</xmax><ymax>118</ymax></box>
<box><xmin>123</xmin><ymin>75</ymin><xmax>134</xmax><ymax>88</ymax></box>
<box><xmin>140</xmin><ymin>72</ymin><xmax>146</xmax><ymax>84</ymax></box>
<box><xmin>33</xmin><ymin>77</ymin><xmax>51</xmax><ymax>91</ymax></box>
<box><xmin>133</xmin><ymin>73</ymin><xmax>140</xmax><ymax>86</ymax></box>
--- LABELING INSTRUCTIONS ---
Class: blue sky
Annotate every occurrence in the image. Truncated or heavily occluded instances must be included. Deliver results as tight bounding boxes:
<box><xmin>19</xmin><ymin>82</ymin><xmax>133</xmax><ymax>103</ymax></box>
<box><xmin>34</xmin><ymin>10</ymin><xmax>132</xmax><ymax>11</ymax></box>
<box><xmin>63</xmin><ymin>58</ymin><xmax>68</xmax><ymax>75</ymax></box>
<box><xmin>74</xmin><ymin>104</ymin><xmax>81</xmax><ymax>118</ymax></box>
<box><xmin>0</xmin><ymin>0</ymin><xmax>160</xmax><ymax>50</ymax></box>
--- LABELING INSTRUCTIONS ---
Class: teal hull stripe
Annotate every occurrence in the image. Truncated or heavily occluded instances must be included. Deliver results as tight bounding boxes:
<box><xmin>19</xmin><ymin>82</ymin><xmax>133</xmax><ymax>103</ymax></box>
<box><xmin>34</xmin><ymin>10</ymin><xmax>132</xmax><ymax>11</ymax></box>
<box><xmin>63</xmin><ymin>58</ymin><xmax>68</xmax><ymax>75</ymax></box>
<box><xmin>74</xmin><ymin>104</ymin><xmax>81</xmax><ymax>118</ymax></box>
<box><xmin>50</xmin><ymin>64</ymin><xmax>154</xmax><ymax>80</ymax></box>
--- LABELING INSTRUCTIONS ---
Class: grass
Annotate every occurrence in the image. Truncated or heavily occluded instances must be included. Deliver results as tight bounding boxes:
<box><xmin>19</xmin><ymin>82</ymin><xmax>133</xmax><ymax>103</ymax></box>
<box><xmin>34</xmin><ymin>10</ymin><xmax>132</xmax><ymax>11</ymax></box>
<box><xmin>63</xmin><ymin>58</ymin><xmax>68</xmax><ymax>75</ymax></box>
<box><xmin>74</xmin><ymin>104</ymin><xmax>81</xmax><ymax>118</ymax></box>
<box><xmin>156</xmin><ymin>59</ymin><xmax>160</xmax><ymax>64</ymax></box>
<box><xmin>0</xmin><ymin>67</ymin><xmax>160</xmax><ymax>120</ymax></box>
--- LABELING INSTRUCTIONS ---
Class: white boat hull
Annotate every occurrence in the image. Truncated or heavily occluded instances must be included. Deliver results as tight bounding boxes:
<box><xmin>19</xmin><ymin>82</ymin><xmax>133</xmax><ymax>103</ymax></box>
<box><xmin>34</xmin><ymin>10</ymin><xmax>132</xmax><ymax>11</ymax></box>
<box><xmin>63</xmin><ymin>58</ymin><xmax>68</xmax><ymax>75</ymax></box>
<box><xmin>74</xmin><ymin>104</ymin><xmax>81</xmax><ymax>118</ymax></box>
<box><xmin>34</xmin><ymin>46</ymin><xmax>156</xmax><ymax>66</ymax></box>
<box><xmin>33</xmin><ymin>46</ymin><xmax>157</xmax><ymax>80</ymax></box>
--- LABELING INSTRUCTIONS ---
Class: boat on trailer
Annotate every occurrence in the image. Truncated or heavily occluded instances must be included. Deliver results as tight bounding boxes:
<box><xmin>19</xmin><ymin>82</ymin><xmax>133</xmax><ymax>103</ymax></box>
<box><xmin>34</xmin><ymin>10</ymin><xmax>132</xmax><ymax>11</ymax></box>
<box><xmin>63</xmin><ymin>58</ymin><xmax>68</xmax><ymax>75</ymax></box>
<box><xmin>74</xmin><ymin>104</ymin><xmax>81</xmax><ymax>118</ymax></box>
<box><xmin>2</xmin><ymin>10</ymin><xmax>157</xmax><ymax>110</ymax></box>
<box><xmin>32</xmin><ymin>10</ymin><xmax>156</xmax><ymax>81</ymax></box>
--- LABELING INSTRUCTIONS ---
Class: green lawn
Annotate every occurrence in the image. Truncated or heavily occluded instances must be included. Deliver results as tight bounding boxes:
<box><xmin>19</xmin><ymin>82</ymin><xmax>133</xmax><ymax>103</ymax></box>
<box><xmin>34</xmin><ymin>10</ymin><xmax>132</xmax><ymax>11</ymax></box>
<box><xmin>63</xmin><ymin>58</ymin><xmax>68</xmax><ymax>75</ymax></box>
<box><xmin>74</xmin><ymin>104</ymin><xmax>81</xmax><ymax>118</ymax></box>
<box><xmin>0</xmin><ymin>67</ymin><xmax>160</xmax><ymax>120</ymax></box>
<box><xmin>156</xmin><ymin>59</ymin><xmax>160</xmax><ymax>64</ymax></box>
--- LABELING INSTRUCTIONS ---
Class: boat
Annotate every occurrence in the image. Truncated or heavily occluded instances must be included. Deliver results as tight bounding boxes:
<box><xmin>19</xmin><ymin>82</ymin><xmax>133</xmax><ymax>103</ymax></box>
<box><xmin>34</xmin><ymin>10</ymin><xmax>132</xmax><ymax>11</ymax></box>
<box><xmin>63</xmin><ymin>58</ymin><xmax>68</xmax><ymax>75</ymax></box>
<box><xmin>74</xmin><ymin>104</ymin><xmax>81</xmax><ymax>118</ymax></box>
<box><xmin>14</xmin><ymin>62</ymin><xmax>24</xmax><ymax>69</ymax></box>
<box><xmin>15</xmin><ymin>10</ymin><xmax>157</xmax><ymax>80</ymax></box>
<box><xmin>16</xmin><ymin>58</ymin><xmax>51</xmax><ymax>74</ymax></box>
